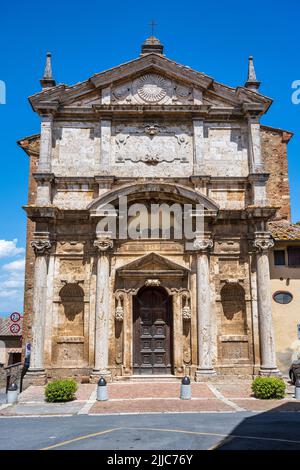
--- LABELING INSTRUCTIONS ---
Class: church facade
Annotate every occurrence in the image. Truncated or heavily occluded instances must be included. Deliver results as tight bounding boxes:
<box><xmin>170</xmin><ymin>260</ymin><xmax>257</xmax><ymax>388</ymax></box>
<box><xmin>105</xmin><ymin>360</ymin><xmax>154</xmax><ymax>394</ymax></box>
<box><xmin>18</xmin><ymin>37</ymin><xmax>294</xmax><ymax>384</ymax></box>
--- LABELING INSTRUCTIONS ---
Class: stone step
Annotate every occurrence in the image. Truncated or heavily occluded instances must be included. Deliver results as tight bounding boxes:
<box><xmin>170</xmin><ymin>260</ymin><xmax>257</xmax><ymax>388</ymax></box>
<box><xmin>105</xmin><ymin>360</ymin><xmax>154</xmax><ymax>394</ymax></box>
<box><xmin>115</xmin><ymin>375</ymin><xmax>182</xmax><ymax>383</ymax></box>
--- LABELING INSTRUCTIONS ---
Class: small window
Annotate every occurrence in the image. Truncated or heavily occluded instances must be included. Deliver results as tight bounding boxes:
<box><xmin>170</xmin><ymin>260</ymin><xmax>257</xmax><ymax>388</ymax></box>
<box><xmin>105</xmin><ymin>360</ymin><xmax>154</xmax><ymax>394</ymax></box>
<box><xmin>274</xmin><ymin>250</ymin><xmax>285</xmax><ymax>266</ymax></box>
<box><xmin>273</xmin><ymin>291</ymin><xmax>293</xmax><ymax>304</ymax></box>
<box><xmin>288</xmin><ymin>247</ymin><xmax>300</xmax><ymax>266</ymax></box>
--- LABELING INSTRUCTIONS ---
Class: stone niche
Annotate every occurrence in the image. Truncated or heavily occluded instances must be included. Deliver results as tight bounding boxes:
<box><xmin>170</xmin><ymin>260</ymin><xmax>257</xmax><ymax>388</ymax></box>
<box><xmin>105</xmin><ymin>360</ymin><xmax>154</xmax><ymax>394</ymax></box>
<box><xmin>218</xmin><ymin>283</ymin><xmax>249</xmax><ymax>363</ymax></box>
<box><xmin>52</xmin><ymin>282</ymin><xmax>86</xmax><ymax>367</ymax></box>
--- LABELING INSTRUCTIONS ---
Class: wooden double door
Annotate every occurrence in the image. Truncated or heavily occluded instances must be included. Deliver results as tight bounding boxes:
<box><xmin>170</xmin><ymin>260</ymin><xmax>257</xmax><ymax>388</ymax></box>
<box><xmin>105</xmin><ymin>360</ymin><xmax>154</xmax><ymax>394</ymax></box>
<box><xmin>133</xmin><ymin>286</ymin><xmax>173</xmax><ymax>375</ymax></box>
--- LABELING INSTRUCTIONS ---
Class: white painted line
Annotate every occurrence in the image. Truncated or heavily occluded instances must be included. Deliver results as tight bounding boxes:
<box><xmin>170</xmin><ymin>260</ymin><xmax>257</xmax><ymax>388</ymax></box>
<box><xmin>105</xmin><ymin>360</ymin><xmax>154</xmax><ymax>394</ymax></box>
<box><xmin>0</xmin><ymin>404</ymin><xmax>11</xmax><ymax>412</ymax></box>
<box><xmin>18</xmin><ymin>400</ymin><xmax>87</xmax><ymax>405</ymax></box>
<box><xmin>89</xmin><ymin>410</ymin><xmax>237</xmax><ymax>416</ymax></box>
<box><xmin>77</xmin><ymin>388</ymin><xmax>97</xmax><ymax>415</ymax></box>
<box><xmin>90</xmin><ymin>397</ymin><xmax>235</xmax><ymax>402</ymax></box>
<box><xmin>207</xmin><ymin>384</ymin><xmax>246</xmax><ymax>412</ymax></box>
<box><xmin>0</xmin><ymin>414</ymin><xmax>74</xmax><ymax>418</ymax></box>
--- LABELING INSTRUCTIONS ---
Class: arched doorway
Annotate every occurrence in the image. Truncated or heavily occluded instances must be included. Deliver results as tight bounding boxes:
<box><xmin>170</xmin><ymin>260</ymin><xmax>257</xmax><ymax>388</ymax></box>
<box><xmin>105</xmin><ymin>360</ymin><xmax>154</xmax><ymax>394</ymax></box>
<box><xmin>133</xmin><ymin>286</ymin><xmax>173</xmax><ymax>375</ymax></box>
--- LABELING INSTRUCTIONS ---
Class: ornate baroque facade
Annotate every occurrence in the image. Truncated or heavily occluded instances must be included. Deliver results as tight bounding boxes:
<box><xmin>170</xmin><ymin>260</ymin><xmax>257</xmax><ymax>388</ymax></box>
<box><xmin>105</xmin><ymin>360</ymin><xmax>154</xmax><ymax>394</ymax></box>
<box><xmin>18</xmin><ymin>37</ymin><xmax>293</xmax><ymax>384</ymax></box>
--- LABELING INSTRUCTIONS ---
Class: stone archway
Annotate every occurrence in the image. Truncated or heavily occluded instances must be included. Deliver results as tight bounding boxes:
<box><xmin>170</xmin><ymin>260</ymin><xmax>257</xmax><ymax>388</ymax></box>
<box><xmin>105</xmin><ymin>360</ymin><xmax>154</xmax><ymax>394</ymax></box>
<box><xmin>133</xmin><ymin>286</ymin><xmax>173</xmax><ymax>375</ymax></box>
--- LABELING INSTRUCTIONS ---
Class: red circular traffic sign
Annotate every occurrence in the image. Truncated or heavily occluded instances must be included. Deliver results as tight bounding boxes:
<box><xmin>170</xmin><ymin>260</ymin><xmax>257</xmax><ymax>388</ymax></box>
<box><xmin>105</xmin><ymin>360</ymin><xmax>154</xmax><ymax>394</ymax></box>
<box><xmin>10</xmin><ymin>312</ymin><xmax>21</xmax><ymax>323</ymax></box>
<box><xmin>10</xmin><ymin>323</ymin><xmax>21</xmax><ymax>335</ymax></box>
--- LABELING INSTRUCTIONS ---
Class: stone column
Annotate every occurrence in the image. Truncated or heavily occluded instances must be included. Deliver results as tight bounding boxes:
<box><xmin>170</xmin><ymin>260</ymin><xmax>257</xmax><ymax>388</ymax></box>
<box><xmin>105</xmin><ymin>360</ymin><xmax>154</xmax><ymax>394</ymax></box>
<box><xmin>92</xmin><ymin>237</ymin><xmax>113</xmax><ymax>379</ymax></box>
<box><xmin>194</xmin><ymin>238</ymin><xmax>216</xmax><ymax>379</ymax></box>
<box><xmin>39</xmin><ymin>115</ymin><xmax>53</xmax><ymax>173</ymax></box>
<box><xmin>253</xmin><ymin>236</ymin><xmax>280</xmax><ymax>375</ymax></box>
<box><xmin>28</xmin><ymin>239</ymin><xmax>52</xmax><ymax>376</ymax></box>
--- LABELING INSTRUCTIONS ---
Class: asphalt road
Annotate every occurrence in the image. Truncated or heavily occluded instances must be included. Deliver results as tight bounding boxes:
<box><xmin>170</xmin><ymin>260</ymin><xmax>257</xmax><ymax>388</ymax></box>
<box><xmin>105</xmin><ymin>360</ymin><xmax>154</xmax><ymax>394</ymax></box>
<box><xmin>1</xmin><ymin>412</ymin><xmax>300</xmax><ymax>450</ymax></box>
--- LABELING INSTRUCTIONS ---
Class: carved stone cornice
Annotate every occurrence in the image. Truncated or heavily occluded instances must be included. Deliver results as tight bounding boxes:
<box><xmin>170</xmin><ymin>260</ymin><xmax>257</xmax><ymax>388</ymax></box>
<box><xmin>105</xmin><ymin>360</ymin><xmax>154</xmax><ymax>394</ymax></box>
<box><xmin>23</xmin><ymin>205</ymin><xmax>59</xmax><ymax>221</ymax></box>
<box><xmin>30</xmin><ymin>239</ymin><xmax>52</xmax><ymax>255</ymax></box>
<box><xmin>94</xmin><ymin>238</ymin><xmax>113</xmax><ymax>252</ymax></box>
<box><xmin>193</xmin><ymin>237</ymin><xmax>213</xmax><ymax>253</ymax></box>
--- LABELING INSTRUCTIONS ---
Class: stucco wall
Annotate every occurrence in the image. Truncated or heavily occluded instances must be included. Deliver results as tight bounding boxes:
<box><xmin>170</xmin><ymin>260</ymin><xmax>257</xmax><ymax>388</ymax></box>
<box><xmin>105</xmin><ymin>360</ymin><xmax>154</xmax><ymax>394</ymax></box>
<box><xmin>270</xmin><ymin>248</ymin><xmax>300</xmax><ymax>374</ymax></box>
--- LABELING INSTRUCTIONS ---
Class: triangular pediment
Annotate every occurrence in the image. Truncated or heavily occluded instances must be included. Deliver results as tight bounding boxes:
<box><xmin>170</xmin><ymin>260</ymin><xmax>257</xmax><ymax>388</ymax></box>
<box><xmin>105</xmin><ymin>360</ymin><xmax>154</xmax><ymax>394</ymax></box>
<box><xmin>117</xmin><ymin>252</ymin><xmax>190</xmax><ymax>276</ymax></box>
<box><xmin>29</xmin><ymin>53</ymin><xmax>272</xmax><ymax>113</ymax></box>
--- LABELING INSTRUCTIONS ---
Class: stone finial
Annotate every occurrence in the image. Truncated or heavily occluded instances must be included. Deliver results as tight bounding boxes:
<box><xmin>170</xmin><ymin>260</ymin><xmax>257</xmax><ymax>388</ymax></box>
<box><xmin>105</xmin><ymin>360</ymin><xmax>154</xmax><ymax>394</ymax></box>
<box><xmin>245</xmin><ymin>56</ymin><xmax>261</xmax><ymax>92</ymax></box>
<box><xmin>141</xmin><ymin>36</ymin><xmax>164</xmax><ymax>55</ymax></box>
<box><xmin>40</xmin><ymin>52</ymin><xmax>56</xmax><ymax>89</ymax></box>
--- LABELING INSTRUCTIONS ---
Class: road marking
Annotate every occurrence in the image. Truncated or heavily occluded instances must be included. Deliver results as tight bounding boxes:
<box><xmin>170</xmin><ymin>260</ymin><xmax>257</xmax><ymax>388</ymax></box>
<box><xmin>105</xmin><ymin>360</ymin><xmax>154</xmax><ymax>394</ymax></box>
<box><xmin>0</xmin><ymin>404</ymin><xmax>11</xmax><ymax>412</ymax></box>
<box><xmin>41</xmin><ymin>428</ymin><xmax>121</xmax><ymax>450</ymax></box>
<box><xmin>208</xmin><ymin>435</ymin><xmax>235</xmax><ymax>450</ymax></box>
<box><xmin>77</xmin><ymin>388</ymin><xmax>97</xmax><ymax>415</ymax></box>
<box><xmin>207</xmin><ymin>384</ymin><xmax>246</xmax><ymax>411</ymax></box>
<box><xmin>126</xmin><ymin>427</ymin><xmax>300</xmax><ymax>446</ymax></box>
<box><xmin>40</xmin><ymin>426</ymin><xmax>300</xmax><ymax>450</ymax></box>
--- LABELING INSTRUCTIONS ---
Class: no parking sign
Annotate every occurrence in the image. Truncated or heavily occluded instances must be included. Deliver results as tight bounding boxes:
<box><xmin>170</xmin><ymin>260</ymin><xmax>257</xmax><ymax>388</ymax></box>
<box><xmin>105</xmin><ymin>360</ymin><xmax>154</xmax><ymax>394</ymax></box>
<box><xmin>10</xmin><ymin>323</ymin><xmax>20</xmax><ymax>335</ymax></box>
<box><xmin>10</xmin><ymin>312</ymin><xmax>21</xmax><ymax>323</ymax></box>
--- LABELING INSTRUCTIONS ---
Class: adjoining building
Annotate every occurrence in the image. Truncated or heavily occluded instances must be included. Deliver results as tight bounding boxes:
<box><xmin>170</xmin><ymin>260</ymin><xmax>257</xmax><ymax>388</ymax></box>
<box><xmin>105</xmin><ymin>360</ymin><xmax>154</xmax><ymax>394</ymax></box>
<box><xmin>18</xmin><ymin>37</ymin><xmax>296</xmax><ymax>384</ymax></box>
<box><xmin>0</xmin><ymin>317</ymin><xmax>23</xmax><ymax>367</ymax></box>
<box><xmin>269</xmin><ymin>220</ymin><xmax>300</xmax><ymax>374</ymax></box>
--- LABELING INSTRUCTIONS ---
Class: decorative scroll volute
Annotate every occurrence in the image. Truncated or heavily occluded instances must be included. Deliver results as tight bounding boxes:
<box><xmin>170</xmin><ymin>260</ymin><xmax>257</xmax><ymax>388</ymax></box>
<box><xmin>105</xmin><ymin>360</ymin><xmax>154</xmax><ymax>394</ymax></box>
<box><xmin>31</xmin><ymin>239</ymin><xmax>52</xmax><ymax>255</ymax></box>
<box><xmin>94</xmin><ymin>237</ymin><xmax>113</xmax><ymax>252</ymax></box>
<box><xmin>115</xmin><ymin>291</ymin><xmax>125</xmax><ymax>322</ymax></box>
<box><xmin>193</xmin><ymin>237</ymin><xmax>213</xmax><ymax>252</ymax></box>
<box><xmin>181</xmin><ymin>290</ymin><xmax>191</xmax><ymax>321</ymax></box>
<box><xmin>253</xmin><ymin>237</ymin><xmax>274</xmax><ymax>252</ymax></box>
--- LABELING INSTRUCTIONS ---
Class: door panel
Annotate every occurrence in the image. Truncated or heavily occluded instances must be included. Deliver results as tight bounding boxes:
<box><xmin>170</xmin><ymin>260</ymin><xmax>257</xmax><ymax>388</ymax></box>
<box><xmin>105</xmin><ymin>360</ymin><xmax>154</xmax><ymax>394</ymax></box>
<box><xmin>133</xmin><ymin>287</ymin><xmax>173</xmax><ymax>375</ymax></box>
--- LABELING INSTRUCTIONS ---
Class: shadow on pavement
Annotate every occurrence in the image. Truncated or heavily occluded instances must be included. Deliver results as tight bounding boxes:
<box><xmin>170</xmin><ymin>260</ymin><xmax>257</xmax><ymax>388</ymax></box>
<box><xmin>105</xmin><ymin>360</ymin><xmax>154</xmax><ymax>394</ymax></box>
<box><xmin>214</xmin><ymin>401</ymin><xmax>300</xmax><ymax>450</ymax></box>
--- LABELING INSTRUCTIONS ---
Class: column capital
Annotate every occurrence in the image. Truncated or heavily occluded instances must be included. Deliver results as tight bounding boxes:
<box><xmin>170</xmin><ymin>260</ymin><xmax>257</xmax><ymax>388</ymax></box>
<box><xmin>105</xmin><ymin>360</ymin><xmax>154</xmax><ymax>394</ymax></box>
<box><xmin>31</xmin><ymin>239</ymin><xmax>53</xmax><ymax>255</ymax></box>
<box><xmin>193</xmin><ymin>237</ymin><xmax>213</xmax><ymax>252</ymax></box>
<box><xmin>252</xmin><ymin>235</ymin><xmax>274</xmax><ymax>252</ymax></box>
<box><xmin>94</xmin><ymin>237</ymin><xmax>113</xmax><ymax>252</ymax></box>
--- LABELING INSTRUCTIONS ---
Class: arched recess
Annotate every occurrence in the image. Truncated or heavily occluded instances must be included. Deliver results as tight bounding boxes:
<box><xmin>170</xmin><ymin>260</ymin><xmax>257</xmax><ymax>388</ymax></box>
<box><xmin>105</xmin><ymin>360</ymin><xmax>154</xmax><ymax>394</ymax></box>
<box><xmin>218</xmin><ymin>283</ymin><xmax>250</xmax><ymax>364</ymax></box>
<box><xmin>52</xmin><ymin>283</ymin><xmax>85</xmax><ymax>366</ymax></box>
<box><xmin>88</xmin><ymin>182</ymin><xmax>219</xmax><ymax>212</ymax></box>
<box><xmin>220</xmin><ymin>283</ymin><xmax>247</xmax><ymax>335</ymax></box>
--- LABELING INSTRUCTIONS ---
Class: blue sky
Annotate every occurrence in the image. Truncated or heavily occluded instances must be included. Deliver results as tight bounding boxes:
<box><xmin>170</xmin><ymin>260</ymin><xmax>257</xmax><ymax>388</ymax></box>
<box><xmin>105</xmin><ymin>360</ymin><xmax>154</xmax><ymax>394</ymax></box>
<box><xmin>0</xmin><ymin>0</ymin><xmax>299</xmax><ymax>316</ymax></box>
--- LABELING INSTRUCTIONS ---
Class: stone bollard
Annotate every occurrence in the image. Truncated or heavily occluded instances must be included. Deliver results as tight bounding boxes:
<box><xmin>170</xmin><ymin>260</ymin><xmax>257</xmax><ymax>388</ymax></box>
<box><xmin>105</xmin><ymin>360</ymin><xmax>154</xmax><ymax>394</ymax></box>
<box><xmin>7</xmin><ymin>383</ymin><xmax>18</xmax><ymax>404</ymax></box>
<box><xmin>295</xmin><ymin>377</ymin><xmax>300</xmax><ymax>400</ymax></box>
<box><xmin>180</xmin><ymin>376</ymin><xmax>191</xmax><ymax>400</ymax></box>
<box><xmin>97</xmin><ymin>377</ymin><xmax>108</xmax><ymax>401</ymax></box>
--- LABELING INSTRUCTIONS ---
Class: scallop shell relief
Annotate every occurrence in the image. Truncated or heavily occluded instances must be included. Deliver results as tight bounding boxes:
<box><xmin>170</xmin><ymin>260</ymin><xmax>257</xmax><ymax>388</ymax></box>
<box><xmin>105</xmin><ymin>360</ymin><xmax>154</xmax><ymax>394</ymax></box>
<box><xmin>137</xmin><ymin>74</ymin><xmax>168</xmax><ymax>103</ymax></box>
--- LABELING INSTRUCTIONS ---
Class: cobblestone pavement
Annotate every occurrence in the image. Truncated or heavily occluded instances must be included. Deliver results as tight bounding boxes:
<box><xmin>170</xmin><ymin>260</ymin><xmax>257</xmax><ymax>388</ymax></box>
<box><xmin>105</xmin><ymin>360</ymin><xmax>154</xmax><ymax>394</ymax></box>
<box><xmin>0</xmin><ymin>380</ymin><xmax>299</xmax><ymax>416</ymax></box>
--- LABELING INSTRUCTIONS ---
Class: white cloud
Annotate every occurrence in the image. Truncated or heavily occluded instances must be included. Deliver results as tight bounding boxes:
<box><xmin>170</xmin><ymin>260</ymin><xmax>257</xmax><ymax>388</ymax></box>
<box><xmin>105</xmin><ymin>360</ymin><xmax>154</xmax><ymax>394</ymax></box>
<box><xmin>2</xmin><ymin>259</ymin><xmax>25</xmax><ymax>271</ymax></box>
<box><xmin>0</xmin><ymin>254</ymin><xmax>25</xmax><ymax>314</ymax></box>
<box><xmin>0</xmin><ymin>239</ymin><xmax>24</xmax><ymax>259</ymax></box>
<box><xmin>0</xmin><ymin>289</ymin><xmax>19</xmax><ymax>298</ymax></box>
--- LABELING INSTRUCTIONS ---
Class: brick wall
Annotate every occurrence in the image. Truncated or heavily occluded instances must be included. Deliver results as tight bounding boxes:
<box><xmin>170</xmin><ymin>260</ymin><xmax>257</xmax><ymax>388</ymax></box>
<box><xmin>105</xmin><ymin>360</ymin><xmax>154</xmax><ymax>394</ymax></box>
<box><xmin>261</xmin><ymin>125</ymin><xmax>292</xmax><ymax>221</ymax></box>
<box><xmin>17</xmin><ymin>137</ymin><xmax>39</xmax><ymax>357</ymax></box>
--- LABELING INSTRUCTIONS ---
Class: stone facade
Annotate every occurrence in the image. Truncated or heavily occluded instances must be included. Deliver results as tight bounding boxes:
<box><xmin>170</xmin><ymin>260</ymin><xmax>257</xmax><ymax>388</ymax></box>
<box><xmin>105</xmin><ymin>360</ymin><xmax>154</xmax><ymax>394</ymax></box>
<box><xmin>18</xmin><ymin>38</ymin><xmax>294</xmax><ymax>384</ymax></box>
